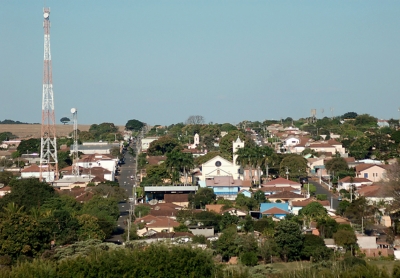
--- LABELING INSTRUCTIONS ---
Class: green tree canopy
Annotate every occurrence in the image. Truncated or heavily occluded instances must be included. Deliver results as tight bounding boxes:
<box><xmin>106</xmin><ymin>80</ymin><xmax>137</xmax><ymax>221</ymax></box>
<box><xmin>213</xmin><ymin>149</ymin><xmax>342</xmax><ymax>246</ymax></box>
<box><xmin>16</xmin><ymin>138</ymin><xmax>40</xmax><ymax>155</ymax></box>
<box><xmin>147</xmin><ymin>136</ymin><xmax>181</xmax><ymax>156</ymax></box>
<box><xmin>279</xmin><ymin>154</ymin><xmax>308</xmax><ymax>180</ymax></box>
<box><xmin>325</xmin><ymin>157</ymin><xmax>349</xmax><ymax>173</ymax></box>
<box><xmin>189</xmin><ymin>188</ymin><xmax>216</xmax><ymax>209</ymax></box>
<box><xmin>125</xmin><ymin>119</ymin><xmax>145</xmax><ymax>131</ymax></box>
<box><xmin>274</xmin><ymin>220</ymin><xmax>303</xmax><ymax>262</ymax></box>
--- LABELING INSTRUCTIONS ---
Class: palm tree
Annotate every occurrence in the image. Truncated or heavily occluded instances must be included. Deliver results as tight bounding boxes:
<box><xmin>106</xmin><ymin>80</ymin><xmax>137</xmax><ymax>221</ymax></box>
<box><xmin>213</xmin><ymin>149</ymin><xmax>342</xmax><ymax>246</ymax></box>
<box><xmin>165</xmin><ymin>150</ymin><xmax>194</xmax><ymax>185</ymax></box>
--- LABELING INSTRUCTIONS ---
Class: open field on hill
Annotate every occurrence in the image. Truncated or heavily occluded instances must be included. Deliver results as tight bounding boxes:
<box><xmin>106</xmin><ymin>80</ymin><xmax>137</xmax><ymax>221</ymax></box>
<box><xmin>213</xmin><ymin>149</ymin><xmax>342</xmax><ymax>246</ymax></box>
<box><xmin>0</xmin><ymin>124</ymin><xmax>125</xmax><ymax>139</ymax></box>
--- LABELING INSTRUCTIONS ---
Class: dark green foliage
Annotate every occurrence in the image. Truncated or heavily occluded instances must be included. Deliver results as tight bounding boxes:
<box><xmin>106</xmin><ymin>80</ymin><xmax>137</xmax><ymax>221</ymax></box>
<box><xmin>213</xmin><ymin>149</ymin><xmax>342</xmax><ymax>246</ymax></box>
<box><xmin>316</xmin><ymin>217</ymin><xmax>338</xmax><ymax>238</ymax></box>
<box><xmin>192</xmin><ymin>235</ymin><xmax>207</xmax><ymax>244</ymax></box>
<box><xmin>342</xmin><ymin>112</ymin><xmax>358</xmax><ymax>119</ymax></box>
<box><xmin>0</xmin><ymin>171</ymin><xmax>14</xmax><ymax>186</ymax></box>
<box><xmin>125</xmin><ymin>119</ymin><xmax>144</xmax><ymax>131</ymax></box>
<box><xmin>393</xmin><ymin>263</ymin><xmax>400</xmax><ymax>278</ymax></box>
<box><xmin>342</xmin><ymin>256</ymin><xmax>366</xmax><ymax>268</ymax></box>
<box><xmin>253</xmin><ymin>216</ymin><xmax>275</xmax><ymax>234</ymax></box>
<box><xmin>60</xmin><ymin>117</ymin><xmax>70</xmax><ymax>124</ymax></box>
<box><xmin>301</xmin><ymin>234</ymin><xmax>332</xmax><ymax>262</ymax></box>
<box><xmin>219</xmin><ymin>212</ymin><xmax>239</xmax><ymax>231</ymax></box>
<box><xmin>240</xmin><ymin>251</ymin><xmax>258</xmax><ymax>266</ymax></box>
<box><xmin>216</xmin><ymin>226</ymin><xmax>238</xmax><ymax>261</ymax></box>
<box><xmin>89</xmin><ymin>122</ymin><xmax>119</xmax><ymax>140</ymax></box>
<box><xmin>0</xmin><ymin>178</ymin><xmax>55</xmax><ymax>211</ymax></box>
<box><xmin>316</xmin><ymin>194</ymin><xmax>327</xmax><ymax>201</ymax></box>
<box><xmin>3</xmin><ymin>245</ymin><xmax>216</xmax><ymax>278</ymax></box>
<box><xmin>274</xmin><ymin>220</ymin><xmax>303</xmax><ymax>261</ymax></box>
<box><xmin>174</xmin><ymin>223</ymin><xmax>190</xmax><ymax>232</ymax></box>
<box><xmin>134</xmin><ymin>205</ymin><xmax>151</xmax><ymax>218</ymax></box>
<box><xmin>0</xmin><ymin>132</ymin><xmax>17</xmax><ymax>141</ymax></box>
<box><xmin>325</xmin><ymin>157</ymin><xmax>349</xmax><ymax>173</ymax></box>
<box><xmin>189</xmin><ymin>188</ymin><xmax>216</xmax><ymax>209</ymax></box>
<box><xmin>16</xmin><ymin>138</ymin><xmax>40</xmax><ymax>155</ymax></box>
<box><xmin>147</xmin><ymin>136</ymin><xmax>181</xmax><ymax>156</ymax></box>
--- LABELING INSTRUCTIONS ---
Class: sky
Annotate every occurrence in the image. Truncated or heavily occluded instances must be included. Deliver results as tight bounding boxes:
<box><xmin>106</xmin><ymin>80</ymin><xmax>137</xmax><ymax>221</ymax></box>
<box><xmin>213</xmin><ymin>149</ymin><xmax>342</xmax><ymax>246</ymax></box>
<box><xmin>1</xmin><ymin>1</ymin><xmax>400</xmax><ymax>126</ymax></box>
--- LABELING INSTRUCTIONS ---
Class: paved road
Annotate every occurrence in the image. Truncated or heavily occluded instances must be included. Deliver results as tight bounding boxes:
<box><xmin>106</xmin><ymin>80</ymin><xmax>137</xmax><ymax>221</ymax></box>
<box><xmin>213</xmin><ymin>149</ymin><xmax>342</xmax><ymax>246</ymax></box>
<box><xmin>309</xmin><ymin>179</ymin><xmax>339</xmax><ymax>210</ymax></box>
<box><xmin>106</xmin><ymin>143</ymin><xmax>137</xmax><ymax>244</ymax></box>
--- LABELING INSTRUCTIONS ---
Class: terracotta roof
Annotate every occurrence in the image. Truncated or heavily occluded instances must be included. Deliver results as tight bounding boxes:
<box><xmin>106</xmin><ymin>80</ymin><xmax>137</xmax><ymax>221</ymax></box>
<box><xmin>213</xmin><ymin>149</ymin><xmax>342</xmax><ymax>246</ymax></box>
<box><xmin>355</xmin><ymin>164</ymin><xmax>386</xmax><ymax>172</ymax></box>
<box><xmin>146</xmin><ymin>217</ymin><xmax>180</xmax><ymax>228</ymax></box>
<box><xmin>146</xmin><ymin>156</ymin><xmax>167</xmax><ymax>165</ymax></box>
<box><xmin>206</xmin><ymin>176</ymin><xmax>242</xmax><ymax>186</ymax></box>
<box><xmin>21</xmin><ymin>164</ymin><xmax>54</xmax><ymax>173</ymax></box>
<box><xmin>261</xmin><ymin>207</ymin><xmax>290</xmax><ymax>215</ymax></box>
<box><xmin>263</xmin><ymin>177</ymin><xmax>301</xmax><ymax>186</ymax></box>
<box><xmin>164</xmin><ymin>194</ymin><xmax>189</xmax><ymax>203</ymax></box>
<box><xmin>292</xmin><ymin>198</ymin><xmax>330</xmax><ymax>207</ymax></box>
<box><xmin>147</xmin><ymin>232</ymin><xmax>193</xmax><ymax>239</ymax></box>
<box><xmin>339</xmin><ymin>176</ymin><xmax>372</xmax><ymax>183</ymax></box>
<box><xmin>343</xmin><ymin>157</ymin><xmax>356</xmax><ymax>163</ymax></box>
<box><xmin>259</xmin><ymin>186</ymin><xmax>298</xmax><ymax>193</ymax></box>
<box><xmin>357</xmin><ymin>184</ymin><xmax>392</xmax><ymax>198</ymax></box>
<box><xmin>134</xmin><ymin>215</ymin><xmax>160</xmax><ymax>224</ymax></box>
<box><xmin>267</xmin><ymin>191</ymin><xmax>305</xmax><ymax>199</ymax></box>
<box><xmin>0</xmin><ymin>186</ymin><xmax>11</xmax><ymax>192</ymax></box>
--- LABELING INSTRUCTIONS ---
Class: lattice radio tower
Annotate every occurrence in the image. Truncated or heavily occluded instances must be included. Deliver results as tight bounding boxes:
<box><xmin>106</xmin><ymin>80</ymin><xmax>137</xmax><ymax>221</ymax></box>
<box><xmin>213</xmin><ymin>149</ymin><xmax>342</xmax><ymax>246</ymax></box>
<box><xmin>40</xmin><ymin>7</ymin><xmax>58</xmax><ymax>182</ymax></box>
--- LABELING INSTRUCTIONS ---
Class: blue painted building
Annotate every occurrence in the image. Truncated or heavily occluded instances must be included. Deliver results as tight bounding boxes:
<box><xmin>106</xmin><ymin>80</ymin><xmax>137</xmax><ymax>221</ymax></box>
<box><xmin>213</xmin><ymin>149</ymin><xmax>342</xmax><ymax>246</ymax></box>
<box><xmin>206</xmin><ymin>176</ymin><xmax>242</xmax><ymax>200</ymax></box>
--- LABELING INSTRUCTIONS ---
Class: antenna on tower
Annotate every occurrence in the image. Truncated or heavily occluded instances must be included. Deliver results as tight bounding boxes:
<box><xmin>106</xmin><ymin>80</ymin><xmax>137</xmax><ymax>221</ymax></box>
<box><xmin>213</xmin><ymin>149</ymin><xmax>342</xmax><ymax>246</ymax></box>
<box><xmin>71</xmin><ymin>108</ymin><xmax>79</xmax><ymax>179</ymax></box>
<box><xmin>40</xmin><ymin>7</ymin><xmax>58</xmax><ymax>182</ymax></box>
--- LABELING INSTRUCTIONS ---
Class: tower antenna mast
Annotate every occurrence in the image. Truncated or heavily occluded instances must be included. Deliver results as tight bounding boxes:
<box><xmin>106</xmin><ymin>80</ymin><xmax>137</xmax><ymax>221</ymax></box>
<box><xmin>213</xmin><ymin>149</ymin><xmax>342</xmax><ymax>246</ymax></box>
<box><xmin>71</xmin><ymin>108</ymin><xmax>79</xmax><ymax>179</ymax></box>
<box><xmin>40</xmin><ymin>7</ymin><xmax>58</xmax><ymax>182</ymax></box>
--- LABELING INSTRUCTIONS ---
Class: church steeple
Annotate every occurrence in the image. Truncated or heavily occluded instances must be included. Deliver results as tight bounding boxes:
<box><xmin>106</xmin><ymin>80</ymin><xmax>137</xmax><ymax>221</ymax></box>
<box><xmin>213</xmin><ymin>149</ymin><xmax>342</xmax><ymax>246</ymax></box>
<box><xmin>232</xmin><ymin>136</ymin><xmax>244</xmax><ymax>165</ymax></box>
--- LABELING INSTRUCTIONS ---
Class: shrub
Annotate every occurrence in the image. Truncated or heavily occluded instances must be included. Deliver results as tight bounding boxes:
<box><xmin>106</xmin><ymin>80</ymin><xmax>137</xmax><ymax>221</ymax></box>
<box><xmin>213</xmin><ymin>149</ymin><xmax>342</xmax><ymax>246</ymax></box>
<box><xmin>240</xmin><ymin>251</ymin><xmax>258</xmax><ymax>266</ymax></box>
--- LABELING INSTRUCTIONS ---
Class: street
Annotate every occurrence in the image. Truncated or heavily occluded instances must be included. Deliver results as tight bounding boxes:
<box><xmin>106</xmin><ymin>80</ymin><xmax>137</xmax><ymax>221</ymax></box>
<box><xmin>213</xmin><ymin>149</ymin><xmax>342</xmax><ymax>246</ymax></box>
<box><xmin>309</xmin><ymin>179</ymin><xmax>339</xmax><ymax>210</ymax></box>
<box><xmin>107</xmin><ymin>142</ymin><xmax>137</xmax><ymax>244</ymax></box>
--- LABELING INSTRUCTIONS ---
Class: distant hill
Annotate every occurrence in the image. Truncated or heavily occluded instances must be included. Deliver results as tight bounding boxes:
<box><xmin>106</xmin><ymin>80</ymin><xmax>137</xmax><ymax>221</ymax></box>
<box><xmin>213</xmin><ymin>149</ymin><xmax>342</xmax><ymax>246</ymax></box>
<box><xmin>0</xmin><ymin>119</ymin><xmax>39</xmax><ymax>124</ymax></box>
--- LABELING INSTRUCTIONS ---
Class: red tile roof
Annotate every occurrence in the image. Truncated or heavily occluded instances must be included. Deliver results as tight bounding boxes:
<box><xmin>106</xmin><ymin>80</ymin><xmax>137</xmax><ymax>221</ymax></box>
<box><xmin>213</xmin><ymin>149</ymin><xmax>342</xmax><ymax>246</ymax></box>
<box><xmin>292</xmin><ymin>198</ymin><xmax>330</xmax><ymax>207</ymax></box>
<box><xmin>261</xmin><ymin>207</ymin><xmax>289</xmax><ymax>215</ymax></box>
<box><xmin>263</xmin><ymin>177</ymin><xmax>300</xmax><ymax>186</ymax></box>
<box><xmin>267</xmin><ymin>191</ymin><xmax>305</xmax><ymax>199</ymax></box>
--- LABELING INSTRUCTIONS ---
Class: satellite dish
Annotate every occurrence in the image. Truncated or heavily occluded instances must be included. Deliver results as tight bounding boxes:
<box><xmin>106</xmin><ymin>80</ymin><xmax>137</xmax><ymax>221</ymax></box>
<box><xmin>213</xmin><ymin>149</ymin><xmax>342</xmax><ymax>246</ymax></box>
<box><xmin>149</xmin><ymin>199</ymin><xmax>158</xmax><ymax>205</ymax></box>
<box><xmin>0</xmin><ymin>183</ymin><xmax>4</xmax><ymax>189</ymax></box>
<box><xmin>184</xmin><ymin>220</ymin><xmax>191</xmax><ymax>226</ymax></box>
<box><xmin>70</xmin><ymin>108</ymin><xmax>77</xmax><ymax>114</ymax></box>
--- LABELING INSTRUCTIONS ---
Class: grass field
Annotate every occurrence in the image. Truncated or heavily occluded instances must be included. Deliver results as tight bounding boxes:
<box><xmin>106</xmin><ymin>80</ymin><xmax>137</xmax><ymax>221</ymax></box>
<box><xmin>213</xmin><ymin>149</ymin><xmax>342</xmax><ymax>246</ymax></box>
<box><xmin>0</xmin><ymin>124</ymin><xmax>125</xmax><ymax>139</ymax></box>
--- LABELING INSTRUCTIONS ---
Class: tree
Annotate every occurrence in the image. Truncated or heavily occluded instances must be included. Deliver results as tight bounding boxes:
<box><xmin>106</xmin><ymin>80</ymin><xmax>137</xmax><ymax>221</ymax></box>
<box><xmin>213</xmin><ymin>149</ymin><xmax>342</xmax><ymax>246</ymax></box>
<box><xmin>185</xmin><ymin>115</ymin><xmax>205</xmax><ymax>125</ymax></box>
<box><xmin>354</xmin><ymin>114</ymin><xmax>378</xmax><ymax>128</ymax></box>
<box><xmin>0</xmin><ymin>132</ymin><xmax>17</xmax><ymax>142</ymax></box>
<box><xmin>333</xmin><ymin>228</ymin><xmax>357</xmax><ymax>252</ymax></box>
<box><xmin>274</xmin><ymin>220</ymin><xmax>303</xmax><ymax>261</ymax></box>
<box><xmin>279</xmin><ymin>154</ymin><xmax>308</xmax><ymax>180</ymax></box>
<box><xmin>316</xmin><ymin>217</ymin><xmax>338</xmax><ymax>238</ymax></box>
<box><xmin>342</xmin><ymin>112</ymin><xmax>358</xmax><ymax>119</ymax></box>
<box><xmin>76</xmin><ymin>214</ymin><xmax>106</xmax><ymax>241</ymax></box>
<box><xmin>220</xmin><ymin>123</ymin><xmax>237</xmax><ymax>132</ymax></box>
<box><xmin>0</xmin><ymin>205</ymin><xmax>52</xmax><ymax>259</ymax></box>
<box><xmin>165</xmin><ymin>150</ymin><xmax>194</xmax><ymax>185</ymax></box>
<box><xmin>253</xmin><ymin>190</ymin><xmax>266</xmax><ymax>203</ymax></box>
<box><xmin>219</xmin><ymin>130</ymin><xmax>247</xmax><ymax>161</ymax></box>
<box><xmin>142</xmin><ymin>164</ymin><xmax>170</xmax><ymax>185</ymax></box>
<box><xmin>215</xmin><ymin>226</ymin><xmax>238</xmax><ymax>261</ymax></box>
<box><xmin>0</xmin><ymin>178</ymin><xmax>56</xmax><ymax>211</ymax></box>
<box><xmin>219</xmin><ymin>212</ymin><xmax>239</xmax><ymax>231</ymax></box>
<box><xmin>0</xmin><ymin>171</ymin><xmax>14</xmax><ymax>186</ymax></box>
<box><xmin>147</xmin><ymin>136</ymin><xmax>181</xmax><ymax>156</ymax></box>
<box><xmin>301</xmin><ymin>234</ymin><xmax>332</xmax><ymax>262</ymax></box>
<box><xmin>189</xmin><ymin>188</ymin><xmax>216</xmax><ymax>209</ymax></box>
<box><xmin>16</xmin><ymin>138</ymin><xmax>40</xmax><ymax>155</ymax></box>
<box><xmin>325</xmin><ymin>157</ymin><xmax>349</xmax><ymax>173</ymax></box>
<box><xmin>89</xmin><ymin>122</ymin><xmax>119</xmax><ymax>140</ymax></box>
<box><xmin>60</xmin><ymin>117</ymin><xmax>70</xmax><ymax>124</ymax></box>
<box><xmin>349</xmin><ymin>136</ymin><xmax>372</xmax><ymax>160</ymax></box>
<box><xmin>299</xmin><ymin>202</ymin><xmax>328</xmax><ymax>223</ymax></box>
<box><xmin>125</xmin><ymin>119</ymin><xmax>145</xmax><ymax>131</ymax></box>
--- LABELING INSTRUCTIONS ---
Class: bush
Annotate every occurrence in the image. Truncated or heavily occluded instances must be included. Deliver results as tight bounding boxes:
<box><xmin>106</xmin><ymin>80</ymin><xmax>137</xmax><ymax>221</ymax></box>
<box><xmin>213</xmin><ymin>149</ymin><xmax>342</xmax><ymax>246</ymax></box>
<box><xmin>192</xmin><ymin>235</ymin><xmax>207</xmax><ymax>244</ymax></box>
<box><xmin>316</xmin><ymin>194</ymin><xmax>327</xmax><ymax>201</ymax></box>
<box><xmin>240</xmin><ymin>251</ymin><xmax>258</xmax><ymax>266</ymax></box>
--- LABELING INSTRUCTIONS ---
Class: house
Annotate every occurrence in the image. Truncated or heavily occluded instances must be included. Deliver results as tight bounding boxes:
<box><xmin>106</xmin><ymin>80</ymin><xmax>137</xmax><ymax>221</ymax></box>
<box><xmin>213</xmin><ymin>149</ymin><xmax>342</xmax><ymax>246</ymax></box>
<box><xmin>205</xmin><ymin>176</ymin><xmax>242</xmax><ymax>200</ymax></box>
<box><xmin>164</xmin><ymin>193</ymin><xmax>189</xmax><ymax>207</ymax></box>
<box><xmin>143</xmin><ymin>185</ymin><xmax>198</xmax><ymax>204</ymax></box>
<box><xmin>76</xmin><ymin>154</ymin><xmax>118</xmax><ymax>175</ymax></box>
<box><xmin>266</xmin><ymin>191</ymin><xmax>306</xmax><ymax>203</ymax></box>
<box><xmin>141</xmin><ymin>137</ymin><xmax>159</xmax><ymax>152</ymax></box>
<box><xmin>259</xmin><ymin>203</ymin><xmax>290</xmax><ymax>219</ymax></box>
<box><xmin>0</xmin><ymin>186</ymin><xmax>11</xmax><ymax>197</ymax></box>
<box><xmin>324</xmin><ymin>239</ymin><xmax>338</xmax><ymax>250</ymax></box>
<box><xmin>338</xmin><ymin>176</ymin><xmax>373</xmax><ymax>191</ymax></box>
<box><xmin>355</xmin><ymin>164</ymin><xmax>389</xmax><ymax>182</ymax></box>
<box><xmin>259</xmin><ymin>186</ymin><xmax>300</xmax><ymax>196</ymax></box>
<box><xmin>135</xmin><ymin>215</ymin><xmax>180</xmax><ymax>233</ymax></box>
<box><xmin>75</xmin><ymin>142</ymin><xmax>120</xmax><ymax>155</ymax></box>
<box><xmin>356</xmin><ymin>184</ymin><xmax>393</xmax><ymax>206</ymax></box>
<box><xmin>291</xmin><ymin>199</ymin><xmax>330</xmax><ymax>215</ymax></box>
<box><xmin>20</xmin><ymin>164</ymin><xmax>55</xmax><ymax>182</ymax></box>
<box><xmin>221</xmin><ymin>208</ymin><xmax>248</xmax><ymax>218</ymax></box>
<box><xmin>261</xmin><ymin>207</ymin><xmax>290</xmax><ymax>219</ymax></box>
<box><xmin>307</xmin><ymin>158</ymin><xmax>325</xmax><ymax>175</ymax></box>
<box><xmin>262</xmin><ymin>177</ymin><xmax>302</xmax><ymax>190</ymax></box>
<box><xmin>188</xmin><ymin>226</ymin><xmax>214</xmax><ymax>237</ymax></box>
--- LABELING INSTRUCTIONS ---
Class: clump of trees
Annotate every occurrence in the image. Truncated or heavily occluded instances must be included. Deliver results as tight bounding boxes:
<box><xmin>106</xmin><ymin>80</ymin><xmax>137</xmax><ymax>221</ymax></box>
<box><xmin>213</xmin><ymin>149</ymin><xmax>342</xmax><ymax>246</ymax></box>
<box><xmin>0</xmin><ymin>179</ymin><xmax>120</xmax><ymax>262</ymax></box>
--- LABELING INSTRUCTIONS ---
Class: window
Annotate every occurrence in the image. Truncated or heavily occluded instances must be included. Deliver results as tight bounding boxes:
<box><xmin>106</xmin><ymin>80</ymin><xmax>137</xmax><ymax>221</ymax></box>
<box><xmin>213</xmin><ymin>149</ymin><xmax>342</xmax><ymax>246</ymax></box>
<box><xmin>364</xmin><ymin>173</ymin><xmax>368</xmax><ymax>178</ymax></box>
<box><xmin>215</xmin><ymin>161</ymin><xmax>221</xmax><ymax>167</ymax></box>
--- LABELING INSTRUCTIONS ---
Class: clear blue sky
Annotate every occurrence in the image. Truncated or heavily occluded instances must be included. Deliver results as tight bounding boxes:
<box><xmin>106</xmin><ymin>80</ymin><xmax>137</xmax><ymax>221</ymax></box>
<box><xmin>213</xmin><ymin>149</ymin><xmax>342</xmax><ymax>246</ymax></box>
<box><xmin>1</xmin><ymin>1</ymin><xmax>400</xmax><ymax>126</ymax></box>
